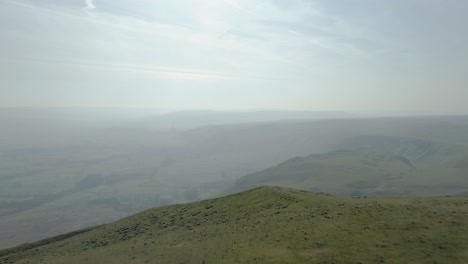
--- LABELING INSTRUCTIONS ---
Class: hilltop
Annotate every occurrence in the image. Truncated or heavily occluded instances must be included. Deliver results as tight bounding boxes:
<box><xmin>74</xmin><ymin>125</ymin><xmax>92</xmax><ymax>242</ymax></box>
<box><xmin>1</xmin><ymin>186</ymin><xmax>467</xmax><ymax>263</ymax></box>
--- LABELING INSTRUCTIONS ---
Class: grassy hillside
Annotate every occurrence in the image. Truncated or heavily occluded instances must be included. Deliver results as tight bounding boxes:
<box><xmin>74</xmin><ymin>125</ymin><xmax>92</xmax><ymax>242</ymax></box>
<box><xmin>1</xmin><ymin>186</ymin><xmax>467</xmax><ymax>264</ymax></box>
<box><xmin>225</xmin><ymin>147</ymin><xmax>468</xmax><ymax>197</ymax></box>
<box><xmin>335</xmin><ymin>135</ymin><xmax>467</xmax><ymax>167</ymax></box>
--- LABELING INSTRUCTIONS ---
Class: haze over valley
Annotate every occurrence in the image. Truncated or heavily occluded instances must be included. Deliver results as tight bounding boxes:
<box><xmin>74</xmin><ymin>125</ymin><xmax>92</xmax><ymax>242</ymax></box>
<box><xmin>1</xmin><ymin>108</ymin><xmax>467</xmax><ymax>249</ymax></box>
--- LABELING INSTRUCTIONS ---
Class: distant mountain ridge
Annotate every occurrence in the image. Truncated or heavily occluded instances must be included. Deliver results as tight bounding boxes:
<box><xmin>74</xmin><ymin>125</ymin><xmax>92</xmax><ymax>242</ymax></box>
<box><xmin>225</xmin><ymin>145</ymin><xmax>468</xmax><ymax>197</ymax></box>
<box><xmin>335</xmin><ymin>135</ymin><xmax>465</xmax><ymax>166</ymax></box>
<box><xmin>142</xmin><ymin>110</ymin><xmax>354</xmax><ymax>130</ymax></box>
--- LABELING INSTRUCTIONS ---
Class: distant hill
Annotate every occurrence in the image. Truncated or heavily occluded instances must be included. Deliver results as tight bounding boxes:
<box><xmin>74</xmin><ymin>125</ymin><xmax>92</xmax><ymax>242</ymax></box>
<box><xmin>335</xmin><ymin>135</ymin><xmax>466</xmax><ymax>167</ymax></box>
<box><xmin>1</xmin><ymin>186</ymin><xmax>466</xmax><ymax>264</ymax></box>
<box><xmin>225</xmin><ymin>146</ymin><xmax>468</xmax><ymax>197</ymax></box>
<box><xmin>142</xmin><ymin>110</ymin><xmax>354</xmax><ymax>130</ymax></box>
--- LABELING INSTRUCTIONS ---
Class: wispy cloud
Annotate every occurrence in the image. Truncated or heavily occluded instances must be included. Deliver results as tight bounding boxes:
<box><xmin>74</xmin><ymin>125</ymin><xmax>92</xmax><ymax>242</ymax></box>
<box><xmin>3</xmin><ymin>0</ymin><xmax>465</xmax><ymax>112</ymax></box>
<box><xmin>1</xmin><ymin>57</ymin><xmax>288</xmax><ymax>82</ymax></box>
<box><xmin>287</xmin><ymin>29</ymin><xmax>369</xmax><ymax>59</ymax></box>
<box><xmin>222</xmin><ymin>0</ymin><xmax>241</xmax><ymax>10</ymax></box>
<box><xmin>85</xmin><ymin>0</ymin><xmax>95</xmax><ymax>10</ymax></box>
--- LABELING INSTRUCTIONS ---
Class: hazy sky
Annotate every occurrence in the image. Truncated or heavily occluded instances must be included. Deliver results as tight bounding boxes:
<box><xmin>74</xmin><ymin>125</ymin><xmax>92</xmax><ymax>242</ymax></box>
<box><xmin>1</xmin><ymin>0</ymin><xmax>467</xmax><ymax>114</ymax></box>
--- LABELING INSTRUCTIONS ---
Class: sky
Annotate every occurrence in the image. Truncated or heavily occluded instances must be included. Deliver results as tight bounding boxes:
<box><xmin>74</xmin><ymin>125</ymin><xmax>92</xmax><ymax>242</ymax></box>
<box><xmin>0</xmin><ymin>0</ymin><xmax>467</xmax><ymax>115</ymax></box>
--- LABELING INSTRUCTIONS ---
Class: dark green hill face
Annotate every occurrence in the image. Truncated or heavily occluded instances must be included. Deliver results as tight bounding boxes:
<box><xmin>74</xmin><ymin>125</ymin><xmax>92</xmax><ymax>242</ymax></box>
<box><xmin>226</xmin><ymin>147</ymin><xmax>468</xmax><ymax>197</ymax></box>
<box><xmin>335</xmin><ymin>135</ymin><xmax>467</xmax><ymax>167</ymax></box>
<box><xmin>1</xmin><ymin>187</ymin><xmax>467</xmax><ymax>264</ymax></box>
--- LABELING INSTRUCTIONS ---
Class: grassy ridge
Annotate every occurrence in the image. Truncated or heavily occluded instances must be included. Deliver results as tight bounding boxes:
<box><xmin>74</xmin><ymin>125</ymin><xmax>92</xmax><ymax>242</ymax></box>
<box><xmin>1</xmin><ymin>186</ymin><xmax>467</xmax><ymax>263</ymax></box>
<box><xmin>225</xmin><ymin>147</ymin><xmax>468</xmax><ymax>197</ymax></box>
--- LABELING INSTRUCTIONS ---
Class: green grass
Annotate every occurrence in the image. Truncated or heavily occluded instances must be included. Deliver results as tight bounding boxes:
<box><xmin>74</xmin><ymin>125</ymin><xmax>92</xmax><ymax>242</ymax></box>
<box><xmin>225</xmin><ymin>147</ymin><xmax>468</xmax><ymax>197</ymax></box>
<box><xmin>1</xmin><ymin>186</ymin><xmax>467</xmax><ymax>264</ymax></box>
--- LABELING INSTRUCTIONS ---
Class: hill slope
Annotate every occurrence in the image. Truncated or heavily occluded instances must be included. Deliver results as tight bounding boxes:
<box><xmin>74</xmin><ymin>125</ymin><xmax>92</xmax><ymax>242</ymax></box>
<box><xmin>225</xmin><ymin>148</ymin><xmax>468</xmax><ymax>197</ymax></box>
<box><xmin>1</xmin><ymin>187</ymin><xmax>467</xmax><ymax>264</ymax></box>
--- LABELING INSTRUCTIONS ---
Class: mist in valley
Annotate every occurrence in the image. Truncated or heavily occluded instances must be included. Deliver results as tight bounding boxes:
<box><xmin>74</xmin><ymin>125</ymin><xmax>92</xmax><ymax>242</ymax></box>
<box><xmin>1</xmin><ymin>108</ymin><xmax>468</xmax><ymax>248</ymax></box>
